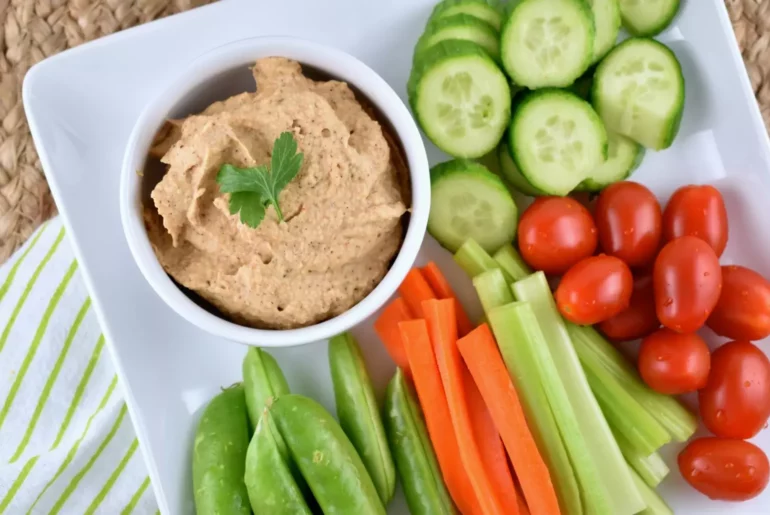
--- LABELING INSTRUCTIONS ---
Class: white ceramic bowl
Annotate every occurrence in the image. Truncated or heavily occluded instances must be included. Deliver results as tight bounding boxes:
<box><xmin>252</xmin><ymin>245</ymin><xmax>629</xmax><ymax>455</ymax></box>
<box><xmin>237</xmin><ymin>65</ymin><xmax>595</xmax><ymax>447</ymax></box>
<box><xmin>120</xmin><ymin>36</ymin><xmax>429</xmax><ymax>347</ymax></box>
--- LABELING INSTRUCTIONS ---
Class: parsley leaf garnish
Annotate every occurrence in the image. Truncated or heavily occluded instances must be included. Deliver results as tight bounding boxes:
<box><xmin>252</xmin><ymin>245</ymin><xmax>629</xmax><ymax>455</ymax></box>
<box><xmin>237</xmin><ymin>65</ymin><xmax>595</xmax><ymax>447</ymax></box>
<box><xmin>216</xmin><ymin>132</ymin><xmax>304</xmax><ymax>228</ymax></box>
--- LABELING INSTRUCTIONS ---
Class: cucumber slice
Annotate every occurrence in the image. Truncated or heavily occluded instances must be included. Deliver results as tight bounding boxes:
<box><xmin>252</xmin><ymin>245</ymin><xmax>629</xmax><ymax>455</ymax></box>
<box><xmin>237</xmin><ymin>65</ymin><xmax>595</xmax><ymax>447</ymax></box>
<box><xmin>428</xmin><ymin>160</ymin><xmax>518</xmax><ymax>253</ymax></box>
<box><xmin>501</xmin><ymin>0</ymin><xmax>595</xmax><ymax>88</ymax></box>
<box><xmin>587</xmin><ymin>0</ymin><xmax>621</xmax><ymax>62</ymax></box>
<box><xmin>619</xmin><ymin>0</ymin><xmax>680</xmax><ymax>37</ymax></box>
<box><xmin>592</xmin><ymin>38</ymin><xmax>684</xmax><ymax>150</ymax></box>
<box><xmin>415</xmin><ymin>14</ymin><xmax>500</xmax><ymax>62</ymax></box>
<box><xmin>431</xmin><ymin>0</ymin><xmax>503</xmax><ymax>31</ymax></box>
<box><xmin>509</xmin><ymin>89</ymin><xmax>607</xmax><ymax>196</ymax></box>
<box><xmin>408</xmin><ymin>40</ymin><xmax>511</xmax><ymax>158</ymax></box>
<box><xmin>498</xmin><ymin>142</ymin><xmax>546</xmax><ymax>196</ymax></box>
<box><xmin>577</xmin><ymin>132</ymin><xmax>644</xmax><ymax>191</ymax></box>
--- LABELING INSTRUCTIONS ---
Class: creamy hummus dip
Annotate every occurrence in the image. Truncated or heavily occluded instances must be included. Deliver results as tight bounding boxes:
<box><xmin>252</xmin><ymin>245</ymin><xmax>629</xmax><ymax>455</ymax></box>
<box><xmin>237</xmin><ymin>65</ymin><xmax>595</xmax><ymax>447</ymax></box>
<box><xmin>145</xmin><ymin>57</ymin><xmax>409</xmax><ymax>329</ymax></box>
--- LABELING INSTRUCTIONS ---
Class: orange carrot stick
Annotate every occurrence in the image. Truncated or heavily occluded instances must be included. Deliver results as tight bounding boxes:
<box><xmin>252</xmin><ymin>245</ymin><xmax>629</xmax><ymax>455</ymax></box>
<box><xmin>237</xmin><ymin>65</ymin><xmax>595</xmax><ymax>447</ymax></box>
<box><xmin>457</xmin><ymin>324</ymin><xmax>561</xmax><ymax>515</ymax></box>
<box><xmin>466</xmin><ymin>369</ymin><xmax>520</xmax><ymax>511</ymax></box>
<box><xmin>373</xmin><ymin>297</ymin><xmax>412</xmax><ymax>371</ymax></box>
<box><xmin>423</xmin><ymin>299</ymin><xmax>516</xmax><ymax>515</ymax></box>
<box><xmin>398</xmin><ymin>268</ymin><xmax>436</xmax><ymax>318</ymax></box>
<box><xmin>515</xmin><ymin>482</ymin><xmax>531</xmax><ymax>515</ymax></box>
<box><xmin>399</xmin><ymin>319</ymin><xmax>478</xmax><ymax>514</ymax></box>
<box><xmin>422</xmin><ymin>261</ymin><xmax>474</xmax><ymax>336</ymax></box>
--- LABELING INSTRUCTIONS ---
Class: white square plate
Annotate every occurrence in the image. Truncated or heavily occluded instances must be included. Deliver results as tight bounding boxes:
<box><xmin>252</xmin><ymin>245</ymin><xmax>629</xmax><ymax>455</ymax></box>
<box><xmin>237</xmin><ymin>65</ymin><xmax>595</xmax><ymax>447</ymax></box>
<box><xmin>23</xmin><ymin>0</ymin><xmax>770</xmax><ymax>513</ymax></box>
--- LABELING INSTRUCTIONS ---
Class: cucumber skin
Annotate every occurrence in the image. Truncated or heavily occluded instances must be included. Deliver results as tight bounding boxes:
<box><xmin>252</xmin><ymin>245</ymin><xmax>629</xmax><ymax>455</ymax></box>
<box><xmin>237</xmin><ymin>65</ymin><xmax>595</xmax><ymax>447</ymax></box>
<box><xmin>501</xmin><ymin>0</ymin><xmax>595</xmax><ymax>88</ymax></box>
<box><xmin>509</xmin><ymin>89</ymin><xmax>608</xmax><ymax>196</ymax></box>
<box><xmin>431</xmin><ymin>0</ymin><xmax>504</xmax><ymax>30</ymax></box>
<box><xmin>576</xmin><ymin>135</ymin><xmax>645</xmax><ymax>192</ymax></box>
<box><xmin>430</xmin><ymin>159</ymin><xmax>512</xmax><ymax>192</ymax></box>
<box><xmin>429</xmin><ymin>159</ymin><xmax>518</xmax><ymax>253</ymax></box>
<box><xmin>414</xmin><ymin>14</ymin><xmax>500</xmax><ymax>62</ymax></box>
<box><xmin>498</xmin><ymin>142</ymin><xmax>546</xmax><ymax>197</ymax></box>
<box><xmin>620</xmin><ymin>0</ymin><xmax>680</xmax><ymax>37</ymax></box>
<box><xmin>591</xmin><ymin>38</ymin><xmax>685</xmax><ymax>150</ymax></box>
<box><xmin>408</xmin><ymin>40</ymin><xmax>511</xmax><ymax>159</ymax></box>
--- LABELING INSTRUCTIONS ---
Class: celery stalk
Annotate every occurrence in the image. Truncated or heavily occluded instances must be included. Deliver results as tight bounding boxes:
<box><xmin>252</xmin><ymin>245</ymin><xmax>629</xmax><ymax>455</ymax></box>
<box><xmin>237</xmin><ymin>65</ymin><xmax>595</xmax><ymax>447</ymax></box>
<box><xmin>493</xmin><ymin>303</ymin><xmax>607</xmax><ymax>515</ymax></box>
<box><xmin>567</xmin><ymin>325</ymin><xmax>697</xmax><ymax>442</ymax></box>
<box><xmin>472</xmin><ymin>269</ymin><xmax>514</xmax><ymax>313</ymax></box>
<box><xmin>614</xmin><ymin>430</ymin><xmax>669</xmax><ymax>488</ymax></box>
<box><xmin>493</xmin><ymin>244</ymin><xmax>532</xmax><ymax>281</ymax></box>
<box><xmin>487</xmin><ymin>304</ymin><xmax>583</xmax><ymax>515</ymax></box>
<box><xmin>583</xmin><ymin>360</ymin><xmax>671</xmax><ymax>455</ymax></box>
<box><xmin>630</xmin><ymin>466</ymin><xmax>674</xmax><ymax>515</ymax></box>
<box><xmin>512</xmin><ymin>272</ymin><xmax>645</xmax><ymax>515</ymax></box>
<box><xmin>453</xmin><ymin>239</ymin><xmax>513</xmax><ymax>281</ymax></box>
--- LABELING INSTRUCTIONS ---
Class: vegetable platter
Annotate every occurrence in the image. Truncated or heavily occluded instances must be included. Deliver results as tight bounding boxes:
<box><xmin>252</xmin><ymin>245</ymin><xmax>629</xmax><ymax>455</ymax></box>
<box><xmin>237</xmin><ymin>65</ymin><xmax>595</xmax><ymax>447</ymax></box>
<box><xmin>21</xmin><ymin>0</ymin><xmax>770</xmax><ymax>513</ymax></box>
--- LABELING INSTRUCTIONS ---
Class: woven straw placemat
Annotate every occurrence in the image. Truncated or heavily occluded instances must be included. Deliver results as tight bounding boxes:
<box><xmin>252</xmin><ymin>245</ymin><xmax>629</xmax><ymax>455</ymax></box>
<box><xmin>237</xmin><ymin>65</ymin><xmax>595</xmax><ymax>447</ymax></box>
<box><xmin>0</xmin><ymin>0</ymin><xmax>216</xmax><ymax>263</ymax></box>
<box><xmin>0</xmin><ymin>0</ymin><xmax>768</xmax><ymax>263</ymax></box>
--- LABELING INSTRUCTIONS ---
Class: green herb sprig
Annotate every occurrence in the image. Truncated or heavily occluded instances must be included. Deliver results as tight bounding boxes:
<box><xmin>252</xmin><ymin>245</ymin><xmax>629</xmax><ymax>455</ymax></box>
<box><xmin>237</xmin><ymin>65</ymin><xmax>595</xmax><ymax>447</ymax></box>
<box><xmin>216</xmin><ymin>132</ymin><xmax>304</xmax><ymax>228</ymax></box>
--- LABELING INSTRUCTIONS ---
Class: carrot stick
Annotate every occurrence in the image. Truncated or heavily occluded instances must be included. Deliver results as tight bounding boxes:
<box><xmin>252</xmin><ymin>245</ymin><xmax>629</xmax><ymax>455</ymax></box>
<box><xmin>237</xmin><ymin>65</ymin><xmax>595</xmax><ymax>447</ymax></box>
<box><xmin>422</xmin><ymin>261</ymin><xmax>474</xmax><ymax>336</ymax></box>
<box><xmin>423</xmin><ymin>299</ymin><xmax>516</xmax><ymax>515</ymax></box>
<box><xmin>399</xmin><ymin>320</ymin><xmax>478</xmax><ymax>514</ymax></box>
<box><xmin>398</xmin><ymin>268</ymin><xmax>436</xmax><ymax>318</ymax></box>
<box><xmin>373</xmin><ymin>297</ymin><xmax>412</xmax><ymax>371</ymax></box>
<box><xmin>466</xmin><ymin>369</ymin><xmax>520</xmax><ymax>512</ymax></box>
<box><xmin>457</xmin><ymin>324</ymin><xmax>561</xmax><ymax>515</ymax></box>
<box><xmin>515</xmin><ymin>482</ymin><xmax>531</xmax><ymax>515</ymax></box>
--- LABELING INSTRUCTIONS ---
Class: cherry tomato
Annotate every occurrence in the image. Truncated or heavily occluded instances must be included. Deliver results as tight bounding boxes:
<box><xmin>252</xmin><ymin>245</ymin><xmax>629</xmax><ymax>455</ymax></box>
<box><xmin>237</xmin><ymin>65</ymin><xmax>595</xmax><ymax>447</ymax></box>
<box><xmin>518</xmin><ymin>197</ymin><xmax>597</xmax><ymax>275</ymax></box>
<box><xmin>598</xmin><ymin>273</ymin><xmax>660</xmax><ymax>342</ymax></box>
<box><xmin>595</xmin><ymin>182</ymin><xmax>662</xmax><ymax>267</ymax></box>
<box><xmin>678</xmin><ymin>437</ymin><xmax>769</xmax><ymax>501</ymax></box>
<box><xmin>653</xmin><ymin>236</ymin><xmax>722</xmax><ymax>333</ymax></box>
<box><xmin>707</xmin><ymin>265</ymin><xmax>770</xmax><ymax>341</ymax></box>
<box><xmin>698</xmin><ymin>340</ymin><xmax>770</xmax><ymax>439</ymax></box>
<box><xmin>555</xmin><ymin>255</ymin><xmax>633</xmax><ymax>325</ymax></box>
<box><xmin>637</xmin><ymin>328</ymin><xmax>710</xmax><ymax>394</ymax></box>
<box><xmin>663</xmin><ymin>184</ymin><xmax>729</xmax><ymax>256</ymax></box>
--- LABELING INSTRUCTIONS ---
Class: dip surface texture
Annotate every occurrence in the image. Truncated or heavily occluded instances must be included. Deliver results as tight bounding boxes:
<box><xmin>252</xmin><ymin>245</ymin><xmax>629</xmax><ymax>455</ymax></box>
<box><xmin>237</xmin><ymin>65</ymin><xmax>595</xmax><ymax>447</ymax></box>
<box><xmin>146</xmin><ymin>57</ymin><xmax>408</xmax><ymax>329</ymax></box>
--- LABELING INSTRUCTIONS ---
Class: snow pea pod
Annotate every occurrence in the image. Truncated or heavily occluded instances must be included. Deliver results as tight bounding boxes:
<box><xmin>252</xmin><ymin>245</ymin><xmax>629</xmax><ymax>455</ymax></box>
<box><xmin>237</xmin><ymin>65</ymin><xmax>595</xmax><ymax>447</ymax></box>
<box><xmin>244</xmin><ymin>409</ymin><xmax>312</xmax><ymax>515</ymax></box>
<box><xmin>384</xmin><ymin>369</ymin><xmax>457</xmax><ymax>515</ymax></box>
<box><xmin>192</xmin><ymin>384</ymin><xmax>251</xmax><ymax>515</ymax></box>
<box><xmin>329</xmin><ymin>332</ymin><xmax>396</xmax><ymax>504</ymax></box>
<box><xmin>270</xmin><ymin>394</ymin><xmax>386</xmax><ymax>515</ymax></box>
<box><xmin>243</xmin><ymin>347</ymin><xmax>290</xmax><ymax>429</ymax></box>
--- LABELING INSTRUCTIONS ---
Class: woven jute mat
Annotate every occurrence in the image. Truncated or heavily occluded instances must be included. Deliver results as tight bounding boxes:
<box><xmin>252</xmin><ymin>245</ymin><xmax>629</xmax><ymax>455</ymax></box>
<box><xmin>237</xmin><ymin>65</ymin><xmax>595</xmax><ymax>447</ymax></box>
<box><xmin>0</xmin><ymin>0</ymin><xmax>768</xmax><ymax>263</ymax></box>
<box><xmin>0</xmin><ymin>0</ymin><xmax>216</xmax><ymax>263</ymax></box>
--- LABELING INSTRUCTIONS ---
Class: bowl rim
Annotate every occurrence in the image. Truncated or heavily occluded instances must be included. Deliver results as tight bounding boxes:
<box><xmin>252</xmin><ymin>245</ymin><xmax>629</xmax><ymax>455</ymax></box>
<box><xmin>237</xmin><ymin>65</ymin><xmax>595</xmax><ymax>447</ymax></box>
<box><xmin>119</xmin><ymin>35</ymin><xmax>429</xmax><ymax>347</ymax></box>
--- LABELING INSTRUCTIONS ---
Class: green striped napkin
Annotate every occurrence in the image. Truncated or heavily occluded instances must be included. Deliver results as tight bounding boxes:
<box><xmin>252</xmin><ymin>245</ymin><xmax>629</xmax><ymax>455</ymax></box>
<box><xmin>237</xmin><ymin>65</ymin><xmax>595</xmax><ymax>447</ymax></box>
<box><xmin>0</xmin><ymin>219</ymin><xmax>156</xmax><ymax>514</ymax></box>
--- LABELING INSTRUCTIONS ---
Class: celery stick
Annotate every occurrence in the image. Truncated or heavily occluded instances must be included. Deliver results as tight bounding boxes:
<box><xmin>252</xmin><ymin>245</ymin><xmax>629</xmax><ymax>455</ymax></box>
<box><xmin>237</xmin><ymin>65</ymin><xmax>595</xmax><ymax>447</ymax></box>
<box><xmin>453</xmin><ymin>239</ymin><xmax>512</xmax><ymax>281</ymax></box>
<box><xmin>630</xmin><ymin>466</ymin><xmax>674</xmax><ymax>515</ymax></box>
<box><xmin>614</xmin><ymin>430</ymin><xmax>669</xmax><ymax>488</ymax></box>
<box><xmin>567</xmin><ymin>324</ymin><xmax>697</xmax><ymax>442</ymax></box>
<box><xmin>493</xmin><ymin>244</ymin><xmax>532</xmax><ymax>281</ymax></box>
<box><xmin>488</xmin><ymin>304</ymin><xmax>583</xmax><ymax>515</ymax></box>
<box><xmin>473</xmin><ymin>269</ymin><xmax>514</xmax><ymax>313</ymax></box>
<box><xmin>513</xmin><ymin>272</ymin><xmax>645</xmax><ymax>515</ymax></box>
<box><xmin>494</xmin><ymin>303</ymin><xmax>606</xmax><ymax>514</ymax></box>
<box><xmin>584</xmin><ymin>360</ymin><xmax>671</xmax><ymax>456</ymax></box>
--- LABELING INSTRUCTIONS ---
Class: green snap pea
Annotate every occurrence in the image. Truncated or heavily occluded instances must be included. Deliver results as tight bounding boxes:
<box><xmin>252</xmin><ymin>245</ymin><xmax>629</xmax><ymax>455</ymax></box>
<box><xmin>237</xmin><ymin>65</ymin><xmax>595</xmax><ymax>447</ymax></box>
<box><xmin>242</xmin><ymin>347</ymin><xmax>316</xmax><ymax>506</ymax></box>
<box><xmin>243</xmin><ymin>347</ymin><xmax>290</xmax><ymax>429</ymax></box>
<box><xmin>384</xmin><ymin>369</ymin><xmax>457</xmax><ymax>515</ymax></box>
<box><xmin>270</xmin><ymin>394</ymin><xmax>386</xmax><ymax>515</ymax></box>
<box><xmin>192</xmin><ymin>384</ymin><xmax>251</xmax><ymax>515</ymax></box>
<box><xmin>244</xmin><ymin>409</ymin><xmax>312</xmax><ymax>514</ymax></box>
<box><xmin>329</xmin><ymin>332</ymin><xmax>396</xmax><ymax>504</ymax></box>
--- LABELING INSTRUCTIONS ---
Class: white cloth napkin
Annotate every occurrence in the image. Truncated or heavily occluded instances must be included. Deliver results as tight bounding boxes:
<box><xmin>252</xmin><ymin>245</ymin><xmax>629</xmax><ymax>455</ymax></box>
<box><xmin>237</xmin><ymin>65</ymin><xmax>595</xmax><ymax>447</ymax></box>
<box><xmin>0</xmin><ymin>218</ymin><xmax>156</xmax><ymax>515</ymax></box>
